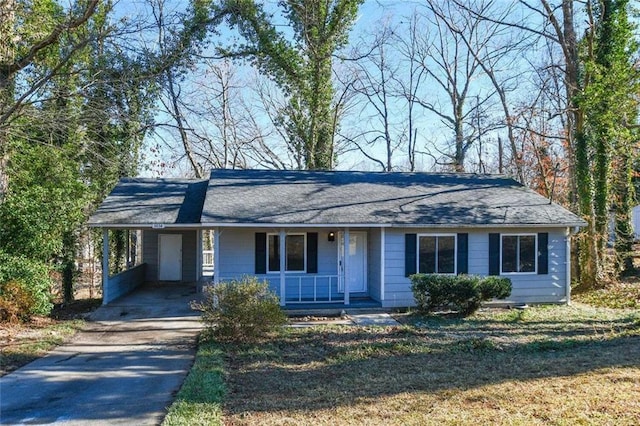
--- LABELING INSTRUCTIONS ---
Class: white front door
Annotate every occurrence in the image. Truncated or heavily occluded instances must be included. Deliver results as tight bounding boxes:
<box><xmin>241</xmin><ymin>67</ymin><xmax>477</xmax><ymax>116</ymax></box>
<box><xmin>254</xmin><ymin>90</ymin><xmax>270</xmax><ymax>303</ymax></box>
<box><xmin>339</xmin><ymin>232</ymin><xmax>367</xmax><ymax>293</ymax></box>
<box><xmin>159</xmin><ymin>234</ymin><xmax>182</xmax><ymax>281</ymax></box>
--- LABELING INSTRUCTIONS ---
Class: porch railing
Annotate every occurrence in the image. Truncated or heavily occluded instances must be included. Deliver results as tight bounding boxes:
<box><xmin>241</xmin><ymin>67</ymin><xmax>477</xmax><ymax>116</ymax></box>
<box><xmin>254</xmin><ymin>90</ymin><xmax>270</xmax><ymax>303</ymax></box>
<box><xmin>211</xmin><ymin>274</ymin><xmax>345</xmax><ymax>304</ymax></box>
<box><xmin>202</xmin><ymin>250</ymin><xmax>214</xmax><ymax>267</ymax></box>
<box><xmin>202</xmin><ymin>250</ymin><xmax>214</xmax><ymax>276</ymax></box>
<box><xmin>286</xmin><ymin>274</ymin><xmax>343</xmax><ymax>304</ymax></box>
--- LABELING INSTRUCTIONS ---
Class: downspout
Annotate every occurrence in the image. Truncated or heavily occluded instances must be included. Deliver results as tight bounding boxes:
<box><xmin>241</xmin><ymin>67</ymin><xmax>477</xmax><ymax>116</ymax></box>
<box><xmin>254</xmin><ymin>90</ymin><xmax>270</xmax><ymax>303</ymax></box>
<box><xmin>565</xmin><ymin>227</ymin><xmax>578</xmax><ymax>305</ymax></box>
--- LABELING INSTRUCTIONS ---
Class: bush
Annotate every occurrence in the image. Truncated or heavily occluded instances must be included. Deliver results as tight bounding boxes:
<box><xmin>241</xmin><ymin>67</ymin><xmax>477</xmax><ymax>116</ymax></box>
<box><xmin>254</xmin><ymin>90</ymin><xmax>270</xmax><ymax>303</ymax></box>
<box><xmin>192</xmin><ymin>276</ymin><xmax>287</xmax><ymax>342</ymax></box>
<box><xmin>478</xmin><ymin>276</ymin><xmax>512</xmax><ymax>300</ymax></box>
<box><xmin>0</xmin><ymin>252</ymin><xmax>53</xmax><ymax>321</ymax></box>
<box><xmin>0</xmin><ymin>280</ymin><xmax>37</xmax><ymax>323</ymax></box>
<box><xmin>410</xmin><ymin>274</ymin><xmax>512</xmax><ymax>316</ymax></box>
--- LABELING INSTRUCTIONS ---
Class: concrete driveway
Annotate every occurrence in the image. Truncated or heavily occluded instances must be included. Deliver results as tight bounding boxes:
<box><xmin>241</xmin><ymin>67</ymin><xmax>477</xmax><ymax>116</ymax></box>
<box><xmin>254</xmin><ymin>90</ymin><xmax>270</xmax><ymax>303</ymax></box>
<box><xmin>0</xmin><ymin>284</ymin><xmax>203</xmax><ymax>425</ymax></box>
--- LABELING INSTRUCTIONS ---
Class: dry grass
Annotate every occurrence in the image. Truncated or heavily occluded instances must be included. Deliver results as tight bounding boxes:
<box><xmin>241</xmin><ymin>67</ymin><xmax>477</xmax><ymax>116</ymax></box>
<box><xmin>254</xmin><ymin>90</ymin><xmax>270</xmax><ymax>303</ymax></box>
<box><xmin>0</xmin><ymin>298</ymin><xmax>99</xmax><ymax>376</ymax></box>
<box><xmin>0</xmin><ymin>317</ymin><xmax>84</xmax><ymax>375</ymax></box>
<box><xmin>218</xmin><ymin>305</ymin><xmax>640</xmax><ymax>425</ymax></box>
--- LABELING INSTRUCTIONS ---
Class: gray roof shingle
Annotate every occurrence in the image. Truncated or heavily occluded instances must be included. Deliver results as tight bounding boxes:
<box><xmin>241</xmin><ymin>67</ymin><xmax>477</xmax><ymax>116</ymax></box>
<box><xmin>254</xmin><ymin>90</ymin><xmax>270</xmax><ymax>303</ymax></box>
<box><xmin>88</xmin><ymin>178</ymin><xmax>207</xmax><ymax>226</ymax></box>
<box><xmin>200</xmin><ymin>169</ymin><xmax>585</xmax><ymax>227</ymax></box>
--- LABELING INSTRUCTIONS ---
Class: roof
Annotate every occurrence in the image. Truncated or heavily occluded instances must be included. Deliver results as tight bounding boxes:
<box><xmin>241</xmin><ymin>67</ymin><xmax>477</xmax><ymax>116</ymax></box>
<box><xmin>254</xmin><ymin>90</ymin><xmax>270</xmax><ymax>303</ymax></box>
<box><xmin>200</xmin><ymin>169</ymin><xmax>585</xmax><ymax>228</ymax></box>
<box><xmin>88</xmin><ymin>178</ymin><xmax>207</xmax><ymax>226</ymax></box>
<box><xmin>88</xmin><ymin>169</ymin><xmax>585</xmax><ymax>228</ymax></box>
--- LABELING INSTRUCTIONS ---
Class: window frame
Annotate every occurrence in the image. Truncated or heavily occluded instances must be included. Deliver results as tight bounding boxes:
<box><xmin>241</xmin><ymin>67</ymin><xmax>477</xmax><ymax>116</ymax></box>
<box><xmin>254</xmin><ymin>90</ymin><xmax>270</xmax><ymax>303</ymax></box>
<box><xmin>416</xmin><ymin>233</ymin><xmax>457</xmax><ymax>275</ymax></box>
<box><xmin>500</xmin><ymin>233</ymin><xmax>537</xmax><ymax>275</ymax></box>
<box><xmin>266</xmin><ymin>233</ymin><xmax>307</xmax><ymax>273</ymax></box>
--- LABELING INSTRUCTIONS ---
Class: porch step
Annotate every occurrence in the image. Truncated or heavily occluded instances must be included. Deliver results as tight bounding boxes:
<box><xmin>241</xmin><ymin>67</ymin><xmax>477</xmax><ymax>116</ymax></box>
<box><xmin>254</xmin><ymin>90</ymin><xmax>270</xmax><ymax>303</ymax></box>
<box><xmin>283</xmin><ymin>298</ymin><xmax>383</xmax><ymax>317</ymax></box>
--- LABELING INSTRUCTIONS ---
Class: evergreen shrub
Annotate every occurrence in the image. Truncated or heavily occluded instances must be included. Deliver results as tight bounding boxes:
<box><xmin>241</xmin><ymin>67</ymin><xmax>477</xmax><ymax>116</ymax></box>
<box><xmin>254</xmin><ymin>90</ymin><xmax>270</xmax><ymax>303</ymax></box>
<box><xmin>411</xmin><ymin>274</ymin><xmax>512</xmax><ymax>316</ymax></box>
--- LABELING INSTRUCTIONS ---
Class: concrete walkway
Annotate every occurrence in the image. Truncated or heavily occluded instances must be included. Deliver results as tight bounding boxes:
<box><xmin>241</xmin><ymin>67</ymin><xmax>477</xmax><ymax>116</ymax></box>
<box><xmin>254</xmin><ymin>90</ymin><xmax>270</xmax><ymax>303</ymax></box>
<box><xmin>289</xmin><ymin>312</ymin><xmax>401</xmax><ymax>328</ymax></box>
<box><xmin>349</xmin><ymin>312</ymin><xmax>401</xmax><ymax>326</ymax></box>
<box><xmin>0</xmin><ymin>284</ymin><xmax>202</xmax><ymax>426</ymax></box>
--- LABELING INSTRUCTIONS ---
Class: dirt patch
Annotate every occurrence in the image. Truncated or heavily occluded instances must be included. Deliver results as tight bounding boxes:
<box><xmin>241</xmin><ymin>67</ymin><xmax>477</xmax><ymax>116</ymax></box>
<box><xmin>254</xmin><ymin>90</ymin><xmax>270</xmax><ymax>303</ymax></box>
<box><xmin>50</xmin><ymin>298</ymin><xmax>102</xmax><ymax>320</ymax></box>
<box><xmin>0</xmin><ymin>298</ymin><xmax>100</xmax><ymax>376</ymax></box>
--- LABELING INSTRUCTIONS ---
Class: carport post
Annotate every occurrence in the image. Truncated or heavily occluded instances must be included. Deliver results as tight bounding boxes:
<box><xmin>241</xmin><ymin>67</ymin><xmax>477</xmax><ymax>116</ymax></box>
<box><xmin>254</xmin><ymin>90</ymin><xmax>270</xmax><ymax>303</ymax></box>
<box><xmin>102</xmin><ymin>229</ymin><xmax>109</xmax><ymax>305</ymax></box>
<box><xmin>196</xmin><ymin>229</ymin><xmax>202</xmax><ymax>282</ymax></box>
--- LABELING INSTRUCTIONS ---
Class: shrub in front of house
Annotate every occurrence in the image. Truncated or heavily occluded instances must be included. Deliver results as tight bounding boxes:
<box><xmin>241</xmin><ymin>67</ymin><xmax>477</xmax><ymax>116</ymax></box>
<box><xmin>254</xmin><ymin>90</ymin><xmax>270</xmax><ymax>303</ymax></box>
<box><xmin>477</xmin><ymin>276</ymin><xmax>512</xmax><ymax>300</ymax></box>
<box><xmin>0</xmin><ymin>252</ymin><xmax>53</xmax><ymax>322</ymax></box>
<box><xmin>192</xmin><ymin>276</ymin><xmax>287</xmax><ymax>342</ymax></box>
<box><xmin>410</xmin><ymin>274</ymin><xmax>512</xmax><ymax>316</ymax></box>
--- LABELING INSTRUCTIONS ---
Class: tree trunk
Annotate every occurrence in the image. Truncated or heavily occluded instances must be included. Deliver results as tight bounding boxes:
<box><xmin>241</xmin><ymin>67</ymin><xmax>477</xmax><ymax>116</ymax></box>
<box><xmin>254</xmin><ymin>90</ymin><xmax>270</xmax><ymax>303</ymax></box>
<box><xmin>0</xmin><ymin>0</ymin><xmax>16</xmax><ymax>203</ymax></box>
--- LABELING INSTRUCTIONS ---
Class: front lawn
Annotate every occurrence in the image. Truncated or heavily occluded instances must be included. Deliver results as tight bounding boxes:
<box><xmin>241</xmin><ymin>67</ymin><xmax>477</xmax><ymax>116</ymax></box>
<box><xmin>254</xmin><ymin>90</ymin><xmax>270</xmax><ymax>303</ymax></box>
<box><xmin>165</xmin><ymin>304</ymin><xmax>640</xmax><ymax>425</ymax></box>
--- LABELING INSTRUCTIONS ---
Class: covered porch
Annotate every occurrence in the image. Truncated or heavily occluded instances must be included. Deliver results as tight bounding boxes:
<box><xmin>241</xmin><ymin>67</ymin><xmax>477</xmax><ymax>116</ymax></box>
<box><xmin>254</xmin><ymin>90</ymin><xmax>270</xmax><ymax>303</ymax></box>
<box><xmin>208</xmin><ymin>226</ymin><xmax>386</xmax><ymax>307</ymax></box>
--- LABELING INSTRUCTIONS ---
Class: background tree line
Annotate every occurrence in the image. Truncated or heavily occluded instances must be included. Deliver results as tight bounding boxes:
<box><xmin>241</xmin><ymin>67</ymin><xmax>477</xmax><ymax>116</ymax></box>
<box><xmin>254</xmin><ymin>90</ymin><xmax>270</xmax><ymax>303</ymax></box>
<box><xmin>0</xmin><ymin>0</ymin><xmax>637</xmax><ymax>320</ymax></box>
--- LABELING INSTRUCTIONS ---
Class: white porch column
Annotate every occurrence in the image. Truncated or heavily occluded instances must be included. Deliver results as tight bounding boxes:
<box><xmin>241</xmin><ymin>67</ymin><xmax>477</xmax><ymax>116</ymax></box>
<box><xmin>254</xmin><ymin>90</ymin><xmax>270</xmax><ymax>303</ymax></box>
<box><xmin>102</xmin><ymin>229</ymin><xmax>109</xmax><ymax>305</ymax></box>
<box><xmin>344</xmin><ymin>228</ymin><xmax>350</xmax><ymax>305</ymax></box>
<box><xmin>213</xmin><ymin>227</ymin><xmax>220</xmax><ymax>285</ymax></box>
<box><xmin>279</xmin><ymin>229</ymin><xmax>286</xmax><ymax>306</ymax></box>
<box><xmin>380</xmin><ymin>227</ymin><xmax>385</xmax><ymax>301</ymax></box>
<box><xmin>125</xmin><ymin>229</ymin><xmax>130</xmax><ymax>268</ymax></box>
<box><xmin>196</xmin><ymin>229</ymin><xmax>202</xmax><ymax>282</ymax></box>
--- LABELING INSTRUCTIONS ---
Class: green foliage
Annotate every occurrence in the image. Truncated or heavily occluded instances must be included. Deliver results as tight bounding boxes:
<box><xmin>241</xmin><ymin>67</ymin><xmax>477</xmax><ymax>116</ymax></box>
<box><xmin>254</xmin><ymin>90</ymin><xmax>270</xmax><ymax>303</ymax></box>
<box><xmin>0</xmin><ymin>252</ymin><xmax>54</xmax><ymax>319</ymax></box>
<box><xmin>0</xmin><ymin>142</ymin><xmax>87</xmax><ymax>262</ymax></box>
<box><xmin>574</xmin><ymin>0</ymin><xmax>640</xmax><ymax>284</ymax></box>
<box><xmin>163</xmin><ymin>339</ymin><xmax>225</xmax><ymax>426</ymax></box>
<box><xmin>477</xmin><ymin>276</ymin><xmax>513</xmax><ymax>300</ymax></box>
<box><xmin>411</xmin><ymin>274</ymin><xmax>512</xmax><ymax>316</ymax></box>
<box><xmin>192</xmin><ymin>276</ymin><xmax>287</xmax><ymax>342</ymax></box>
<box><xmin>209</xmin><ymin>0</ymin><xmax>363</xmax><ymax>169</ymax></box>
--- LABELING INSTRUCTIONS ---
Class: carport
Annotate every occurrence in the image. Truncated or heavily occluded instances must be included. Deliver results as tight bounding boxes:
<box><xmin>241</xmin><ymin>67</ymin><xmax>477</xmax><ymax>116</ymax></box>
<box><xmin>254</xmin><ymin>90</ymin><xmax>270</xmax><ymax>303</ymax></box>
<box><xmin>89</xmin><ymin>178</ymin><xmax>210</xmax><ymax>304</ymax></box>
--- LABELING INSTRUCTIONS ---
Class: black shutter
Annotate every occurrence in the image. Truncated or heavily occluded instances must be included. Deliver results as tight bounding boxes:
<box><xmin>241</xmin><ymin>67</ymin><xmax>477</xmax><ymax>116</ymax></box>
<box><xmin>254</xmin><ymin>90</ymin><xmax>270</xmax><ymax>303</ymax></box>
<box><xmin>457</xmin><ymin>233</ymin><xmax>468</xmax><ymax>275</ymax></box>
<box><xmin>307</xmin><ymin>232</ymin><xmax>318</xmax><ymax>273</ymax></box>
<box><xmin>255</xmin><ymin>232</ymin><xmax>266</xmax><ymax>274</ymax></box>
<box><xmin>538</xmin><ymin>232</ymin><xmax>548</xmax><ymax>275</ymax></box>
<box><xmin>405</xmin><ymin>234</ymin><xmax>417</xmax><ymax>277</ymax></box>
<box><xmin>488</xmin><ymin>233</ymin><xmax>500</xmax><ymax>276</ymax></box>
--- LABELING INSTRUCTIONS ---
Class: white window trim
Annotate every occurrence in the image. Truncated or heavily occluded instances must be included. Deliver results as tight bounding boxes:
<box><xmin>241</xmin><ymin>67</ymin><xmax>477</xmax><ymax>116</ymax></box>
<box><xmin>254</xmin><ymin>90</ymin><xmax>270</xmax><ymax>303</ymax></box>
<box><xmin>500</xmin><ymin>233</ymin><xmax>538</xmax><ymax>275</ymax></box>
<box><xmin>266</xmin><ymin>232</ymin><xmax>307</xmax><ymax>274</ymax></box>
<box><xmin>416</xmin><ymin>233</ymin><xmax>457</xmax><ymax>275</ymax></box>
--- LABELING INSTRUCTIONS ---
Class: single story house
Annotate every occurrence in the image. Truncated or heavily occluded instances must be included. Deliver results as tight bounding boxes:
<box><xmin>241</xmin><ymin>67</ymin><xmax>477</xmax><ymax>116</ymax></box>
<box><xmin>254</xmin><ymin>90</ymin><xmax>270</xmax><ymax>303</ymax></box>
<box><xmin>88</xmin><ymin>169</ymin><xmax>586</xmax><ymax>307</ymax></box>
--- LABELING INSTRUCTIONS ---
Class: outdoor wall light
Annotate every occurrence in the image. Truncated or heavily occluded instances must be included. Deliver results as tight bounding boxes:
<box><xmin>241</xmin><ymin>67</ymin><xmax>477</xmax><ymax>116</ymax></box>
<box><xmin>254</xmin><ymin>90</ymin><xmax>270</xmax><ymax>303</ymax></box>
<box><xmin>328</xmin><ymin>231</ymin><xmax>335</xmax><ymax>242</ymax></box>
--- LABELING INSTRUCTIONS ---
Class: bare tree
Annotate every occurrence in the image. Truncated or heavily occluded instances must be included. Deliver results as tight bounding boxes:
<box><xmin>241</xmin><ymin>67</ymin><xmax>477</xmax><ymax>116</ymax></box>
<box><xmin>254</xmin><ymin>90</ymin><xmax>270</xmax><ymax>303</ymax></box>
<box><xmin>342</xmin><ymin>23</ymin><xmax>404</xmax><ymax>171</ymax></box>
<box><xmin>408</xmin><ymin>0</ymin><xmax>501</xmax><ymax>172</ymax></box>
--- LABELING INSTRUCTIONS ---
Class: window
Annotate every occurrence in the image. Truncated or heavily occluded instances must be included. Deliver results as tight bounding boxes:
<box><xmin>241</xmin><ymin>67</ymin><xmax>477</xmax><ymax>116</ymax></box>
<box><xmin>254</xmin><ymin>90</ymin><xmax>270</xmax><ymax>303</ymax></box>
<box><xmin>267</xmin><ymin>233</ymin><xmax>306</xmax><ymax>272</ymax></box>
<box><xmin>501</xmin><ymin>234</ymin><xmax>536</xmax><ymax>273</ymax></box>
<box><xmin>418</xmin><ymin>234</ymin><xmax>456</xmax><ymax>274</ymax></box>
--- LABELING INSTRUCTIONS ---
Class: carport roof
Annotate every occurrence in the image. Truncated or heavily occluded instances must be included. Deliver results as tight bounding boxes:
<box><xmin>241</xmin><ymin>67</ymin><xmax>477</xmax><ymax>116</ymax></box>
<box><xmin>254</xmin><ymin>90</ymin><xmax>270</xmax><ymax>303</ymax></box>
<box><xmin>88</xmin><ymin>169</ymin><xmax>586</xmax><ymax>228</ymax></box>
<box><xmin>88</xmin><ymin>178</ymin><xmax>207</xmax><ymax>226</ymax></box>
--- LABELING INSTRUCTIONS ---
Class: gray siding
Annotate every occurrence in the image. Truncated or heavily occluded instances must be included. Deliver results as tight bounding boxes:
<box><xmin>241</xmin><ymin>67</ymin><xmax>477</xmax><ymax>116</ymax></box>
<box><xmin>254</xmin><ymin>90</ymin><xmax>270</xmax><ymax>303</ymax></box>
<box><xmin>382</xmin><ymin>227</ymin><xmax>569</xmax><ymax>308</ymax></box>
<box><xmin>217</xmin><ymin>228</ymin><xmax>340</xmax><ymax>299</ymax></box>
<box><xmin>142</xmin><ymin>229</ymin><xmax>198</xmax><ymax>282</ymax></box>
